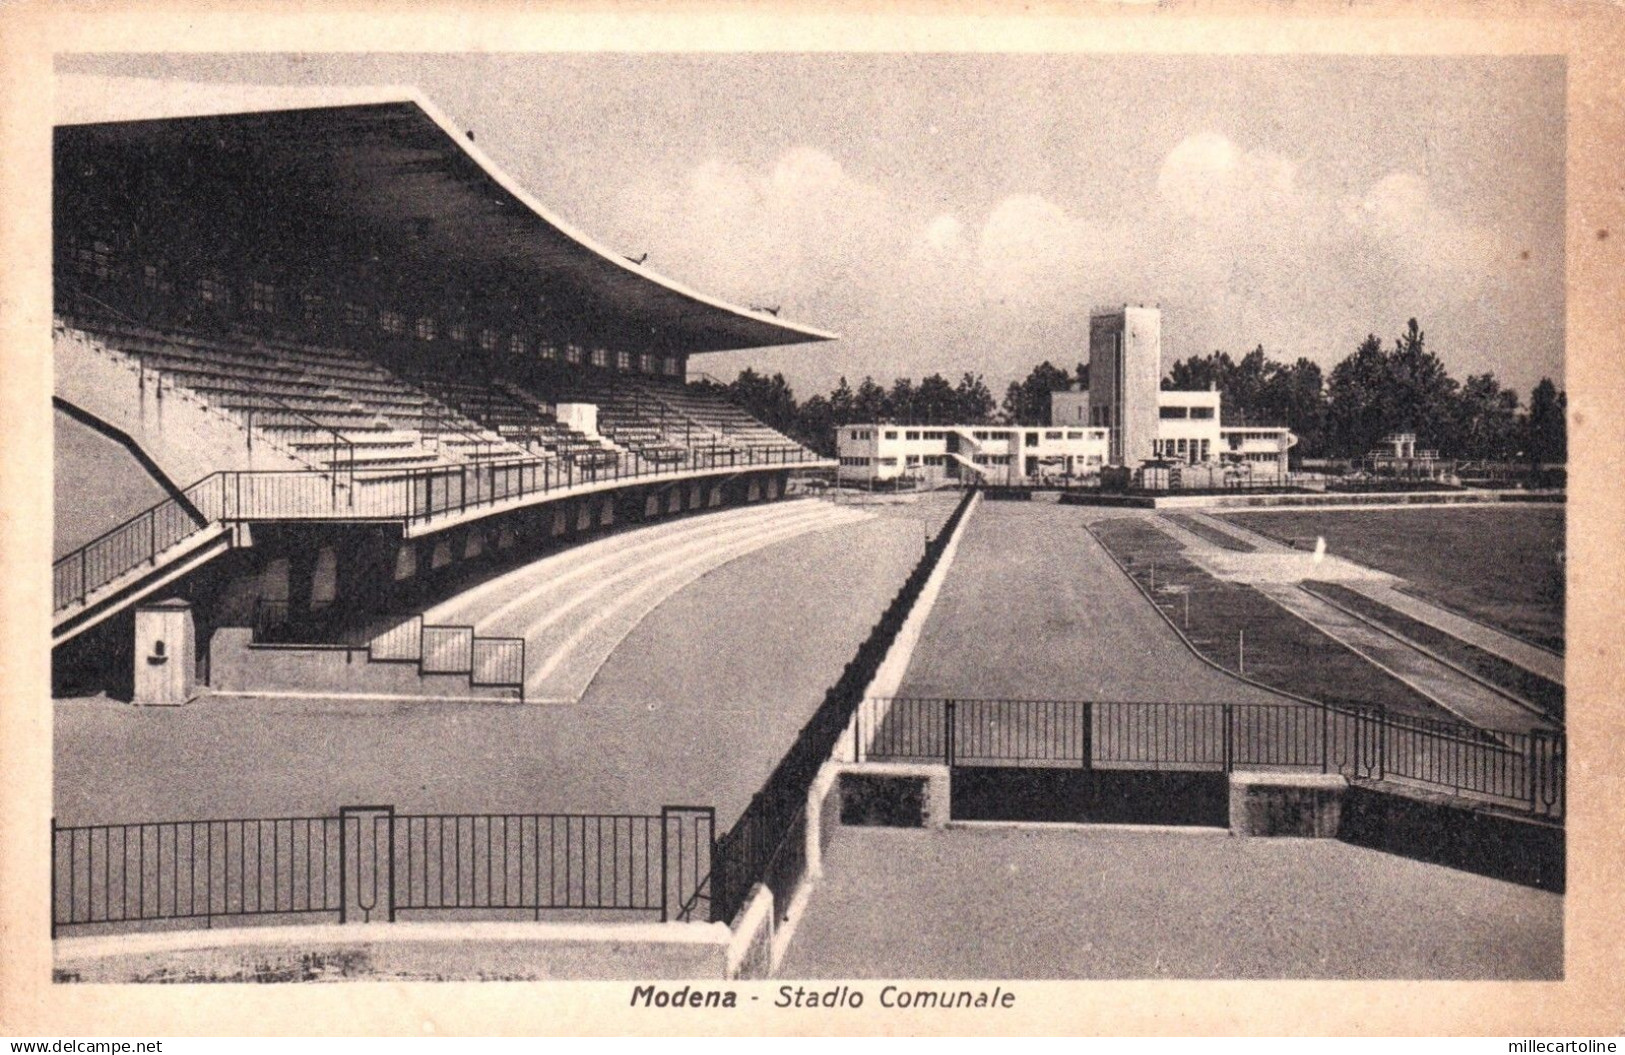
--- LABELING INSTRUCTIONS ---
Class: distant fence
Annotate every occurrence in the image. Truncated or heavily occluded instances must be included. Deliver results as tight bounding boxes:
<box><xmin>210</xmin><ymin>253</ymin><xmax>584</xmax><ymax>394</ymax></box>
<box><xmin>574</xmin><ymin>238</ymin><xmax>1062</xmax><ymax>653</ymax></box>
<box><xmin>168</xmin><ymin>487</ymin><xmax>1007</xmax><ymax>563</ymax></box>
<box><xmin>854</xmin><ymin>697</ymin><xmax>1564</xmax><ymax>819</ymax></box>
<box><xmin>52</xmin><ymin>805</ymin><xmax>714</xmax><ymax>937</ymax></box>
<box><xmin>708</xmin><ymin>488</ymin><xmax>978</xmax><ymax>925</ymax></box>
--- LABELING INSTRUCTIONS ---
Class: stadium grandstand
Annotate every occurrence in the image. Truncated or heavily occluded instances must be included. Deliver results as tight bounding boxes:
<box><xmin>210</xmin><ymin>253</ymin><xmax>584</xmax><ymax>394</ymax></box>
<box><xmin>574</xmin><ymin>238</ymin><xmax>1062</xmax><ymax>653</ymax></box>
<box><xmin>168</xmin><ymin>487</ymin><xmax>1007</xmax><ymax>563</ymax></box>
<box><xmin>50</xmin><ymin>83</ymin><xmax>836</xmax><ymax>701</ymax></box>
<box><xmin>46</xmin><ymin>78</ymin><xmax>1563</xmax><ymax>985</ymax></box>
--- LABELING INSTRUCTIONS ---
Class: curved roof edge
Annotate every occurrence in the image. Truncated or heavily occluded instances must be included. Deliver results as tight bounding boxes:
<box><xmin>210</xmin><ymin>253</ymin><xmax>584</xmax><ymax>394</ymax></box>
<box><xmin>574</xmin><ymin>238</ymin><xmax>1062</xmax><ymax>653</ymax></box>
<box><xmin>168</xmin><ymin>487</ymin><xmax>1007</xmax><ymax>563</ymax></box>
<box><xmin>56</xmin><ymin>76</ymin><xmax>840</xmax><ymax>348</ymax></box>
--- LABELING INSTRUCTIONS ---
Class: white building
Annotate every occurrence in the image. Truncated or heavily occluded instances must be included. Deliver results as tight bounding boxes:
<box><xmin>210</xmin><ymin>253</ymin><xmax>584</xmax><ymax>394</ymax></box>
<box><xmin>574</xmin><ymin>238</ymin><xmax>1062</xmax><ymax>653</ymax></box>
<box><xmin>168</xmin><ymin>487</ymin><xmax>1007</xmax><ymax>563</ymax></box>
<box><xmin>835</xmin><ymin>304</ymin><xmax>1296</xmax><ymax>486</ymax></box>
<box><xmin>836</xmin><ymin>424</ymin><xmax>1109</xmax><ymax>486</ymax></box>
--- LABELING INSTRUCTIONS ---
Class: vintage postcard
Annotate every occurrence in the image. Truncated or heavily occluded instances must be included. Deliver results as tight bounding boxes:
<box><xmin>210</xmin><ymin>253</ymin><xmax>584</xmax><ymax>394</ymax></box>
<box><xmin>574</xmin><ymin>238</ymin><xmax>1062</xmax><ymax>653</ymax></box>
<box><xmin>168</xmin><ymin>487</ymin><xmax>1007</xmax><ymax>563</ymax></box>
<box><xmin>1</xmin><ymin>0</ymin><xmax>1622</xmax><ymax>1038</ymax></box>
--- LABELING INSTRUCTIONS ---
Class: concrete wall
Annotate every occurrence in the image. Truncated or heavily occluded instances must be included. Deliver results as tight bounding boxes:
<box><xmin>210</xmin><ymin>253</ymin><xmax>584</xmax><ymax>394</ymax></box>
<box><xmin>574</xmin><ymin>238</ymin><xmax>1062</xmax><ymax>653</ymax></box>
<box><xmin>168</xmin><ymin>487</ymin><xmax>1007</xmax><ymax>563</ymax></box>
<box><xmin>56</xmin><ymin>920</ymin><xmax>730</xmax><ymax>982</ymax></box>
<box><xmin>55</xmin><ymin>326</ymin><xmax>307</xmax><ymax>487</ymax></box>
<box><xmin>209</xmin><ymin>628</ymin><xmax>516</xmax><ymax>702</ymax></box>
<box><xmin>724</xmin><ymin>885</ymin><xmax>777</xmax><ymax>980</ymax></box>
<box><xmin>1338</xmin><ymin>783</ymin><xmax>1564</xmax><ymax>891</ymax></box>
<box><xmin>1230</xmin><ymin>772</ymin><xmax>1346</xmax><ymax>837</ymax></box>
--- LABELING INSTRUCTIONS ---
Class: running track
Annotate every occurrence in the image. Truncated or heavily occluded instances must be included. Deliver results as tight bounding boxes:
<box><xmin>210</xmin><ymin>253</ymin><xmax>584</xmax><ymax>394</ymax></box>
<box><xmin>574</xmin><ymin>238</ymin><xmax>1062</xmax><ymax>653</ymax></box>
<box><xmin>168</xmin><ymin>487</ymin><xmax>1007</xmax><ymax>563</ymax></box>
<box><xmin>420</xmin><ymin>499</ymin><xmax>873</xmax><ymax>702</ymax></box>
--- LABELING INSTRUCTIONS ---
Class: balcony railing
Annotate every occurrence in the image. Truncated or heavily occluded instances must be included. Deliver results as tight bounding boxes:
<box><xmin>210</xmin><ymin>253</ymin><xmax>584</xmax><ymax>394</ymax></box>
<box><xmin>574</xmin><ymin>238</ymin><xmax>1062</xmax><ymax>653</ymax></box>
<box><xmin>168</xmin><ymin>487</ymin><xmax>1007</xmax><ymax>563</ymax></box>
<box><xmin>54</xmin><ymin>445</ymin><xmax>832</xmax><ymax>618</ymax></box>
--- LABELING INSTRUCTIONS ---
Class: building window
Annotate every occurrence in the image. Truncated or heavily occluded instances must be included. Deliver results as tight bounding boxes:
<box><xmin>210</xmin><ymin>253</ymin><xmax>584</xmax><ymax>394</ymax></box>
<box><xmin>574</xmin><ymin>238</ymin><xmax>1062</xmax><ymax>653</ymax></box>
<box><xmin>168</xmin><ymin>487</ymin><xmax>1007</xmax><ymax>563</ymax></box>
<box><xmin>1159</xmin><ymin>406</ymin><xmax>1188</xmax><ymax>419</ymax></box>
<box><xmin>1190</xmin><ymin>406</ymin><xmax>1215</xmax><ymax>420</ymax></box>
<box><xmin>1067</xmin><ymin>431</ymin><xmax>1083</xmax><ymax>440</ymax></box>
<box><xmin>301</xmin><ymin>293</ymin><xmax>326</xmax><ymax>323</ymax></box>
<box><xmin>1025</xmin><ymin>433</ymin><xmax>1039</xmax><ymax>447</ymax></box>
<box><xmin>565</xmin><ymin>345</ymin><xmax>583</xmax><ymax>365</ymax></box>
<box><xmin>479</xmin><ymin>328</ymin><xmax>499</xmax><ymax>351</ymax></box>
<box><xmin>74</xmin><ymin>240</ymin><xmax>115</xmax><ymax>279</ymax></box>
<box><xmin>906</xmin><ymin>455</ymin><xmax>921</xmax><ymax>466</ymax></box>
<box><xmin>415</xmin><ymin>316</ymin><xmax>437</xmax><ymax>341</ymax></box>
<box><xmin>510</xmin><ymin>334</ymin><xmax>526</xmax><ymax>355</ymax></box>
<box><xmin>590</xmin><ymin>347</ymin><xmax>608</xmax><ymax>368</ymax></box>
<box><xmin>343</xmin><ymin>302</ymin><xmax>369</xmax><ymax>326</ymax></box>
<box><xmin>380</xmin><ymin>310</ymin><xmax>406</xmax><ymax>335</ymax></box>
<box><xmin>616</xmin><ymin>350</ymin><xmax>632</xmax><ymax>371</ymax></box>
<box><xmin>539</xmin><ymin>343</ymin><xmax>557</xmax><ymax>361</ymax></box>
<box><xmin>448</xmin><ymin>321</ymin><xmax>468</xmax><ymax>343</ymax></box>
<box><xmin>664</xmin><ymin>356</ymin><xmax>680</xmax><ymax>376</ymax></box>
<box><xmin>1045</xmin><ymin>431</ymin><xmax>1062</xmax><ymax>440</ymax></box>
<box><xmin>250</xmin><ymin>280</ymin><xmax>277</xmax><ymax>314</ymax></box>
<box><xmin>905</xmin><ymin>431</ymin><xmax>921</xmax><ymax>441</ymax></box>
<box><xmin>198</xmin><ymin>274</ymin><xmax>231</xmax><ymax>305</ymax></box>
<box><xmin>142</xmin><ymin>264</ymin><xmax>160</xmax><ymax>291</ymax></box>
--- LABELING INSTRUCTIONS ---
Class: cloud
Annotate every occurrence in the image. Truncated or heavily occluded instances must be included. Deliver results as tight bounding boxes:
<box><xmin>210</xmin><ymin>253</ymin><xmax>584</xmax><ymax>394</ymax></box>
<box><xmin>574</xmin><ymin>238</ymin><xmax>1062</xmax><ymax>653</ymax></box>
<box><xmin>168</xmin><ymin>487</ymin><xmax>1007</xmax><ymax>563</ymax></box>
<box><xmin>609</xmin><ymin>136</ymin><xmax>1523</xmax><ymax>397</ymax></box>
<box><xmin>1156</xmin><ymin>132</ymin><xmax>1303</xmax><ymax>226</ymax></box>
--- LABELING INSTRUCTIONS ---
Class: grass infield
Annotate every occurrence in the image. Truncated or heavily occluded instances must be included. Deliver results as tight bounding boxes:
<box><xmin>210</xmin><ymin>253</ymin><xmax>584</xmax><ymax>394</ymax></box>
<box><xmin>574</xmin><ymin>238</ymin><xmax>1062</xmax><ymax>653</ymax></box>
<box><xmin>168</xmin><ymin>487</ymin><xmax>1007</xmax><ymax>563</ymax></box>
<box><xmin>1220</xmin><ymin>506</ymin><xmax>1564</xmax><ymax>651</ymax></box>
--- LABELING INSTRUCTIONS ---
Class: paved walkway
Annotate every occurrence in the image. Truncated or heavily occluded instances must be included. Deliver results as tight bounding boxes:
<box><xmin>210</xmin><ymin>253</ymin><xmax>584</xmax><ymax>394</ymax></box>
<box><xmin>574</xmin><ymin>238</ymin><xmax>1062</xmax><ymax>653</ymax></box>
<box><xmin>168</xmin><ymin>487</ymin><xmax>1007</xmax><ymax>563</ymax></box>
<box><xmin>421</xmin><ymin>499</ymin><xmax>871</xmax><ymax>701</ymax></box>
<box><xmin>896</xmin><ymin>502</ymin><xmax>1289</xmax><ymax>703</ymax></box>
<box><xmin>56</xmin><ymin>499</ymin><xmax>954</xmax><ymax>825</ymax></box>
<box><xmin>778</xmin><ymin>826</ymin><xmax>1562</xmax><ymax>980</ymax></box>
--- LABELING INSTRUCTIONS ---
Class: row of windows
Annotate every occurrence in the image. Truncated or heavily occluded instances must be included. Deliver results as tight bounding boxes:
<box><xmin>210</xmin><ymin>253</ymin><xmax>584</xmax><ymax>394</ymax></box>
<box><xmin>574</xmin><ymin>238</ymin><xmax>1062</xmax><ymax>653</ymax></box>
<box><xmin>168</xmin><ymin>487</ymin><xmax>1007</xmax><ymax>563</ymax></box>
<box><xmin>1153</xmin><ymin>438</ymin><xmax>1214</xmax><ymax>459</ymax></box>
<box><xmin>1159</xmin><ymin>405</ymin><xmax>1216</xmax><ymax>420</ymax></box>
<box><xmin>839</xmin><ymin>456</ymin><xmax>872</xmax><ymax>467</ymax></box>
<box><xmin>67</xmin><ymin>241</ymin><xmax>687</xmax><ymax>377</ymax></box>
<box><xmin>903</xmin><ymin>455</ymin><xmax>948</xmax><ymax>467</ymax></box>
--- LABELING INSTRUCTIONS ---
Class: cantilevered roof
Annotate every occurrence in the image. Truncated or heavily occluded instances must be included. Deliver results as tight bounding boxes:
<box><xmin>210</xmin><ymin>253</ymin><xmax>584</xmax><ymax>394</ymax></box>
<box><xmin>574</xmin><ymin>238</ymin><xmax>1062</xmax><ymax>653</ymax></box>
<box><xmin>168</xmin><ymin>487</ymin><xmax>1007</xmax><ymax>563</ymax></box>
<box><xmin>54</xmin><ymin>79</ymin><xmax>837</xmax><ymax>354</ymax></box>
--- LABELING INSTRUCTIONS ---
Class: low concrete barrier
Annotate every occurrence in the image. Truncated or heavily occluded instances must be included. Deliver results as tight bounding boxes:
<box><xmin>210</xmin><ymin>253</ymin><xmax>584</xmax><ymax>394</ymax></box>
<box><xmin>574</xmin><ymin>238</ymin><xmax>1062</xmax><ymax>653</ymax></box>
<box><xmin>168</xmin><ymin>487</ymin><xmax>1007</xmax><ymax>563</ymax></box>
<box><xmin>1338</xmin><ymin>782</ymin><xmax>1564</xmax><ymax>891</ymax></box>
<box><xmin>209</xmin><ymin>628</ymin><xmax>518</xmax><ymax>702</ymax></box>
<box><xmin>725</xmin><ymin>884</ymin><xmax>776</xmax><ymax>980</ymax></box>
<box><xmin>1230</xmin><ymin>772</ymin><xmax>1347</xmax><ymax>837</ymax></box>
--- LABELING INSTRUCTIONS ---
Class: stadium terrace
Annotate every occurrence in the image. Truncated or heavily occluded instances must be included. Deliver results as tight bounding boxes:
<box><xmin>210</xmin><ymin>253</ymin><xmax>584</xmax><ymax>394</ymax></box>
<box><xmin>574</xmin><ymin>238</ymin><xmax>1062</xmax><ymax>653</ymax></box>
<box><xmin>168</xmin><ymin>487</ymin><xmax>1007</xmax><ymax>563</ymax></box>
<box><xmin>52</xmin><ymin>85</ymin><xmax>839</xmax><ymax>690</ymax></box>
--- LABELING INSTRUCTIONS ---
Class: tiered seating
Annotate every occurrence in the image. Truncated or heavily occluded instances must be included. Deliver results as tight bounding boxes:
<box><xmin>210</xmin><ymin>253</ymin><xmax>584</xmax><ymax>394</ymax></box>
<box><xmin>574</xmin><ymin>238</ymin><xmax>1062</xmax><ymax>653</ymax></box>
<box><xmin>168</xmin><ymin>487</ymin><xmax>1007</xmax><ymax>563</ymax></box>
<box><xmin>419</xmin><ymin>379</ymin><xmax>619</xmax><ymax>468</ymax></box>
<box><xmin>632</xmin><ymin>380</ymin><xmax>810</xmax><ymax>453</ymax></box>
<box><xmin>556</xmin><ymin>378</ymin><xmax>692</xmax><ymax>464</ymax></box>
<box><xmin>63</xmin><ymin>318</ymin><xmax>528</xmax><ymax>474</ymax></box>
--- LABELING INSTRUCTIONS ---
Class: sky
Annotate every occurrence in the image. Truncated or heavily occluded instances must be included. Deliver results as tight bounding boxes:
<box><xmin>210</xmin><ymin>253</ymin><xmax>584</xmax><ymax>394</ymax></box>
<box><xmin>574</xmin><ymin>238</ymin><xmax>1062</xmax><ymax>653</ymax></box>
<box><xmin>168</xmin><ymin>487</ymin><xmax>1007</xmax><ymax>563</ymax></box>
<box><xmin>60</xmin><ymin>53</ymin><xmax>1566</xmax><ymax>402</ymax></box>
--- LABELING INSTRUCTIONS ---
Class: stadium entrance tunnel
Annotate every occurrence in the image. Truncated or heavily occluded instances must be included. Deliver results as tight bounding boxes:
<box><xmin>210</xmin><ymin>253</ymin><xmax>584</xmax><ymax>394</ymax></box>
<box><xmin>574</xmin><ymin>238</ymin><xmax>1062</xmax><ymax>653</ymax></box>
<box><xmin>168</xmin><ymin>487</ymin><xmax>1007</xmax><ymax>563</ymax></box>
<box><xmin>948</xmin><ymin>767</ymin><xmax>1230</xmax><ymax>827</ymax></box>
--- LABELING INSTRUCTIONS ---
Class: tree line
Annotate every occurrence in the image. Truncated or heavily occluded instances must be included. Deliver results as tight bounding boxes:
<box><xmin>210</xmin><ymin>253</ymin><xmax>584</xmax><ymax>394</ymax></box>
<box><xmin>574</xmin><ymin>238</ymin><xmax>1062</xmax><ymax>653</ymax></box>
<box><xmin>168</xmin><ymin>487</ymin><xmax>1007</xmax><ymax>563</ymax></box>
<box><xmin>695</xmin><ymin>318</ymin><xmax>1566</xmax><ymax>464</ymax></box>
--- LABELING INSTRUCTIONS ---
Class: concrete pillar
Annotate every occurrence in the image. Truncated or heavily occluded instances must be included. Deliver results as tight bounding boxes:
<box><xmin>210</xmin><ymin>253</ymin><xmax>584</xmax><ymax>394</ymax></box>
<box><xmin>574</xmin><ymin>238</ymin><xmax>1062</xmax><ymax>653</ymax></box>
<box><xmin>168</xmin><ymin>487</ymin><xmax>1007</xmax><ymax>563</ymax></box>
<box><xmin>133</xmin><ymin>599</ymin><xmax>197</xmax><ymax>707</ymax></box>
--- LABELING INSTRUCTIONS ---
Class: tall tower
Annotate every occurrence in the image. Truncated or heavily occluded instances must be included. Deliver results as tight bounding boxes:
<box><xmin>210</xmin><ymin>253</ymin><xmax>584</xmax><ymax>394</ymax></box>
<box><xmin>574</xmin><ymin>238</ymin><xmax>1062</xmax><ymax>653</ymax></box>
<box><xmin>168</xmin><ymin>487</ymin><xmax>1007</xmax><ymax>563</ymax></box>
<box><xmin>1088</xmin><ymin>305</ymin><xmax>1162</xmax><ymax>467</ymax></box>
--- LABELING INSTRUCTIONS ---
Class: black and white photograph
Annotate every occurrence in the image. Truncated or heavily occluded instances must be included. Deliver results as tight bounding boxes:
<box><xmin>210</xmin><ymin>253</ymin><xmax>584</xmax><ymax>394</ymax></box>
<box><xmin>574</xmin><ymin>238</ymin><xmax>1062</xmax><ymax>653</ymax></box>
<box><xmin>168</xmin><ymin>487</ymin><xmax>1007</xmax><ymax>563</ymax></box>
<box><xmin>6</xmin><ymin>6</ymin><xmax>1621</xmax><ymax>1034</ymax></box>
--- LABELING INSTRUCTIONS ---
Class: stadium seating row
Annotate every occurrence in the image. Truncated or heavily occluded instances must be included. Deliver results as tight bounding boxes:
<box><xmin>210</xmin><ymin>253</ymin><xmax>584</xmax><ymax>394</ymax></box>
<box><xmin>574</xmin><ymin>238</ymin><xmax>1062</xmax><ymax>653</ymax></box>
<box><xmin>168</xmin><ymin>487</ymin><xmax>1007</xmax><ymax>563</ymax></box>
<box><xmin>57</xmin><ymin>314</ymin><xmax>818</xmax><ymax>482</ymax></box>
